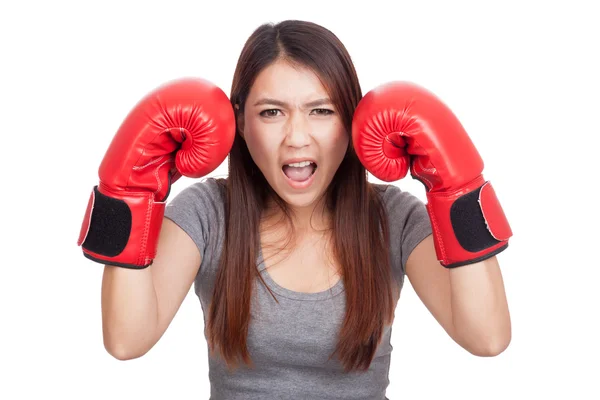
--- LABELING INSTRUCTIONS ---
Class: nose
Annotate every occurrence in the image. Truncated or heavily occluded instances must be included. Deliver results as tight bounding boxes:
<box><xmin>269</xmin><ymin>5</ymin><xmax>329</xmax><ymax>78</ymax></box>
<box><xmin>284</xmin><ymin>112</ymin><xmax>311</xmax><ymax>148</ymax></box>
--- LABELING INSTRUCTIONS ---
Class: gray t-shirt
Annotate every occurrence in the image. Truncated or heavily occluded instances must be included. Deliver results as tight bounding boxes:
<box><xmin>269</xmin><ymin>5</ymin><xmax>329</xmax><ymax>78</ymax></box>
<box><xmin>164</xmin><ymin>177</ymin><xmax>432</xmax><ymax>400</ymax></box>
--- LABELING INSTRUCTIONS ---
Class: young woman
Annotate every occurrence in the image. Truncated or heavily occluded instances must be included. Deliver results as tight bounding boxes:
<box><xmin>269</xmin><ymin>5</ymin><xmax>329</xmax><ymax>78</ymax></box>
<box><xmin>78</xmin><ymin>19</ymin><xmax>512</xmax><ymax>400</ymax></box>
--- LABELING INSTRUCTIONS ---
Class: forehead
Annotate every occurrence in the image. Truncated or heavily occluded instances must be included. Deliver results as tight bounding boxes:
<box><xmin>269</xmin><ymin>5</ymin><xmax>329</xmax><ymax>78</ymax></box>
<box><xmin>248</xmin><ymin>60</ymin><xmax>328</xmax><ymax>101</ymax></box>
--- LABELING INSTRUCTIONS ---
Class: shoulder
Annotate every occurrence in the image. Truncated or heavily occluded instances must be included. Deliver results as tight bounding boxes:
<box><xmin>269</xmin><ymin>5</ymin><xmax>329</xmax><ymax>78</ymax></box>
<box><xmin>370</xmin><ymin>182</ymin><xmax>431</xmax><ymax>246</ymax></box>
<box><xmin>165</xmin><ymin>177</ymin><xmax>228</xmax><ymax>224</ymax></box>
<box><xmin>369</xmin><ymin>182</ymin><xmax>425</xmax><ymax>211</ymax></box>
<box><xmin>164</xmin><ymin>177</ymin><xmax>228</xmax><ymax>256</ymax></box>
<box><xmin>176</xmin><ymin>176</ymin><xmax>226</xmax><ymax>199</ymax></box>
<box><xmin>168</xmin><ymin>177</ymin><xmax>227</xmax><ymax>207</ymax></box>
<box><xmin>369</xmin><ymin>183</ymin><xmax>432</xmax><ymax>277</ymax></box>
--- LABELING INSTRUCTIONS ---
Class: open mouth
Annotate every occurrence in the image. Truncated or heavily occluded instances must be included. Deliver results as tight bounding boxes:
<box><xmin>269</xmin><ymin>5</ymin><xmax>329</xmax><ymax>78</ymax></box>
<box><xmin>282</xmin><ymin>161</ymin><xmax>317</xmax><ymax>182</ymax></box>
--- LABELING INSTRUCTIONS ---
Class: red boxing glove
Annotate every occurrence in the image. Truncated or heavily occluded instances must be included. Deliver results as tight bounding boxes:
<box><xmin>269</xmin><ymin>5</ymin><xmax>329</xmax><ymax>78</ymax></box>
<box><xmin>78</xmin><ymin>77</ymin><xmax>235</xmax><ymax>269</ymax></box>
<box><xmin>352</xmin><ymin>81</ymin><xmax>512</xmax><ymax>268</ymax></box>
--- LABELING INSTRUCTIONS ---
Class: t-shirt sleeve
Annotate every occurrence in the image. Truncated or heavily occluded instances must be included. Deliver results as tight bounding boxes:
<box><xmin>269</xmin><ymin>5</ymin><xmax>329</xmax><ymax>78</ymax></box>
<box><xmin>381</xmin><ymin>184</ymin><xmax>433</xmax><ymax>282</ymax></box>
<box><xmin>163</xmin><ymin>178</ymin><xmax>226</xmax><ymax>260</ymax></box>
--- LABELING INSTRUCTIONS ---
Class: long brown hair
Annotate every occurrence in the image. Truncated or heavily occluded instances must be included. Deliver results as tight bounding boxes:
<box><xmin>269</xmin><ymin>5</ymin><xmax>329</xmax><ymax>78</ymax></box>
<box><xmin>206</xmin><ymin>20</ymin><xmax>395</xmax><ymax>373</ymax></box>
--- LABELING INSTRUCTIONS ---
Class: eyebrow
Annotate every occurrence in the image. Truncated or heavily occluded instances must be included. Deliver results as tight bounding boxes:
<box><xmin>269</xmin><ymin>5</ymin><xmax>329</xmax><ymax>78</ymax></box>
<box><xmin>252</xmin><ymin>97</ymin><xmax>332</xmax><ymax>108</ymax></box>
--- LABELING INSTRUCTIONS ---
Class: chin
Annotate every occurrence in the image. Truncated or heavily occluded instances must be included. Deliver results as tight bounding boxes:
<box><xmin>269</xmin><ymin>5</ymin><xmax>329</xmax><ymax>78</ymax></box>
<box><xmin>279</xmin><ymin>191</ymin><xmax>321</xmax><ymax>209</ymax></box>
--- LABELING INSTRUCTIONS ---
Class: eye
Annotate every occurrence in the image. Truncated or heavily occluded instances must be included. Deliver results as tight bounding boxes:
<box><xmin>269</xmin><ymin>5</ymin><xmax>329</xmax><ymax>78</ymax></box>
<box><xmin>259</xmin><ymin>109</ymin><xmax>281</xmax><ymax>118</ymax></box>
<box><xmin>311</xmin><ymin>108</ymin><xmax>334</xmax><ymax>116</ymax></box>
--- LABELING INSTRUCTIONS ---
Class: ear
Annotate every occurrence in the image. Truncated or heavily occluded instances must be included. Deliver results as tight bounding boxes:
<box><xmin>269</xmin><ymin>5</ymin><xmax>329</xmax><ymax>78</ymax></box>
<box><xmin>235</xmin><ymin>104</ymin><xmax>245</xmax><ymax>139</ymax></box>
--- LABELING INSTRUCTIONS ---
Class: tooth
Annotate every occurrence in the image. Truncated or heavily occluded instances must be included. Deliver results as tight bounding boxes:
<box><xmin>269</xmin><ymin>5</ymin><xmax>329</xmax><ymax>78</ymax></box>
<box><xmin>288</xmin><ymin>161</ymin><xmax>312</xmax><ymax>167</ymax></box>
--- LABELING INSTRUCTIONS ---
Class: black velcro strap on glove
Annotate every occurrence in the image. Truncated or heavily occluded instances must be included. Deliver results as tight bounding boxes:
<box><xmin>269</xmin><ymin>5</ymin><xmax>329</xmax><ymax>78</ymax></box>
<box><xmin>450</xmin><ymin>186</ymin><xmax>502</xmax><ymax>253</ymax></box>
<box><xmin>81</xmin><ymin>186</ymin><xmax>132</xmax><ymax>257</ymax></box>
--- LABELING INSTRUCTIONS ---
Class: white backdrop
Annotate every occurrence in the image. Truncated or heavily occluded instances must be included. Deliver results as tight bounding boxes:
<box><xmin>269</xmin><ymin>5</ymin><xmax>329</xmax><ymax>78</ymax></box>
<box><xmin>1</xmin><ymin>0</ymin><xmax>598</xmax><ymax>399</ymax></box>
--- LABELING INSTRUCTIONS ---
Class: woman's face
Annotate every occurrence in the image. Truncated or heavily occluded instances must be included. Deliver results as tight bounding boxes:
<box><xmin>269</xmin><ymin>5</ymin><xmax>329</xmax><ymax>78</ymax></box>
<box><xmin>240</xmin><ymin>60</ymin><xmax>348</xmax><ymax>210</ymax></box>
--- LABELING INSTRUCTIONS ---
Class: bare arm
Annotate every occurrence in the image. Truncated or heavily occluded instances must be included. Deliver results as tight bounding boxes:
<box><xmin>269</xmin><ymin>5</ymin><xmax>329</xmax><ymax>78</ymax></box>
<box><xmin>448</xmin><ymin>253</ymin><xmax>511</xmax><ymax>356</ymax></box>
<box><xmin>101</xmin><ymin>217</ymin><xmax>201</xmax><ymax>360</ymax></box>
<box><xmin>405</xmin><ymin>234</ymin><xmax>511</xmax><ymax>356</ymax></box>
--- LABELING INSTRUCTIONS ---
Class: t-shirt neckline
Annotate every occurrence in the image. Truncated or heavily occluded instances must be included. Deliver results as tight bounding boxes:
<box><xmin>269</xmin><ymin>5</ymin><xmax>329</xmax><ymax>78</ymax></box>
<box><xmin>257</xmin><ymin>247</ymin><xmax>345</xmax><ymax>301</ymax></box>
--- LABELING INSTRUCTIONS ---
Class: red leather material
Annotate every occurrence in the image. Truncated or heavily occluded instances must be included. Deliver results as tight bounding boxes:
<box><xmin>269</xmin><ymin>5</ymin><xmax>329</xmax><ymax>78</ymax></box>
<box><xmin>98</xmin><ymin>77</ymin><xmax>235</xmax><ymax>200</ymax></box>
<box><xmin>352</xmin><ymin>105</ymin><xmax>411</xmax><ymax>182</ymax></box>
<box><xmin>353</xmin><ymin>81</ymin><xmax>512</xmax><ymax>267</ymax></box>
<box><xmin>425</xmin><ymin>177</ymin><xmax>509</xmax><ymax>267</ymax></box>
<box><xmin>479</xmin><ymin>182</ymin><xmax>513</xmax><ymax>242</ymax></box>
<box><xmin>83</xmin><ymin>184</ymin><xmax>165</xmax><ymax>267</ymax></box>
<box><xmin>353</xmin><ymin>81</ymin><xmax>484</xmax><ymax>190</ymax></box>
<box><xmin>79</xmin><ymin>77</ymin><xmax>235</xmax><ymax>268</ymax></box>
<box><xmin>77</xmin><ymin>189</ymin><xmax>94</xmax><ymax>247</ymax></box>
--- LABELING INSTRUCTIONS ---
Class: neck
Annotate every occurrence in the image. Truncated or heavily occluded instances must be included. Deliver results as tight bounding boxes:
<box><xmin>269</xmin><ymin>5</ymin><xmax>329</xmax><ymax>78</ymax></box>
<box><xmin>291</xmin><ymin>203</ymin><xmax>330</xmax><ymax>233</ymax></box>
<box><xmin>263</xmin><ymin>196</ymin><xmax>332</xmax><ymax>235</ymax></box>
